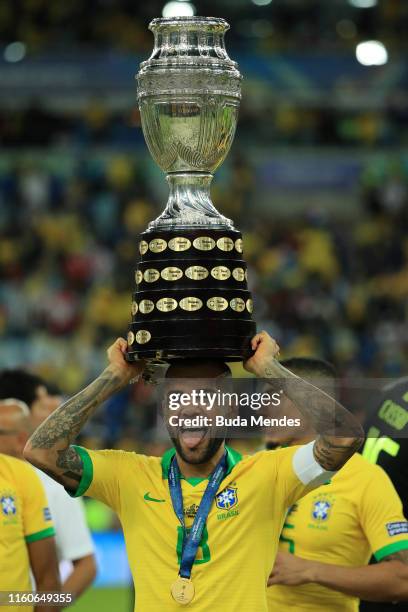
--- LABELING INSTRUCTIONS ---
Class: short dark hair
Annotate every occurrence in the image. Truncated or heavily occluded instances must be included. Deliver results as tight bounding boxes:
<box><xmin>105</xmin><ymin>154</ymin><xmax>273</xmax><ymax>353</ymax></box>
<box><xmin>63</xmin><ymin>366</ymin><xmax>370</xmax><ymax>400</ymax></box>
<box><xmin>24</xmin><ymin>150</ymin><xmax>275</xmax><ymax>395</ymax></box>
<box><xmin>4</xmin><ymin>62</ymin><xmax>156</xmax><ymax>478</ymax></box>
<box><xmin>0</xmin><ymin>369</ymin><xmax>46</xmax><ymax>409</ymax></box>
<box><xmin>45</xmin><ymin>382</ymin><xmax>62</xmax><ymax>396</ymax></box>
<box><xmin>280</xmin><ymin>357</ymin><xmax>336</xmax><ymax>380</ymax></box>
<box><xmin>280</xmin><ymin>357</ymin><xmax>337</xmax><ymax>398</ymax></box>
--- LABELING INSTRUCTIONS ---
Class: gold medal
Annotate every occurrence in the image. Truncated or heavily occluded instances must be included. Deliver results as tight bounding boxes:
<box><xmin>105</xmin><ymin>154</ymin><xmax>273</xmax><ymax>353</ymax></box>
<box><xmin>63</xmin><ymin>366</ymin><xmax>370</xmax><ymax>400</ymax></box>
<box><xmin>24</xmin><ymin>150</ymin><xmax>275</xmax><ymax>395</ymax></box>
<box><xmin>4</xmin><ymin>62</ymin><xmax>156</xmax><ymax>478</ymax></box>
<box><xmin>144</xmin><ymin>269</ymin><xmax>160</xmax><ymax>283</ymax></box>
<box><xmin>232</xmin><ymin>267</ymin><xmax>245</xmax><ymax>282</ymax></box>
<box><xmin>193</xmin><ymin>236</ymin><xmax>215</xmax><ymax>251</ymax></box>
<box><xmin>169</xmin><ymin>237</ymin><xmax>191</xmax><ymax>252</ymax></box>
<box><xmin>216</xmin><ymin>236</ymin><xmax>234</xmax><ymax>252</ymax></box>
<box><xmin>161</xmin><ymin>267</ymin><xmax>183</xmax><ymax>281</ymax></box>
<box><xmin>185</xmin><ymin>265</ymin><xmax>208</xmax><ymax>280</ymax></box>
<box><xmin>135</xmin><ymin>270</ymin><xmax>143</xmax><ymax>285</ymax></box>
<box><xmin>139</xmin><ymin>299</ymin><xmax>154</xmax><ymax>314</ymax></box>
<box><xmin>139</xmin><ymin>241</ymin><xmax>148</xmax><ymax>255</ymax></box>
<box><xmin>157</xmin><ymin>297</ymin><xmax>178</xmax><ymax>312</ymax></box>
<box><xmin>179</xmin><ymin>297</ymin><xmax>203</xmax><ymax>312</ymax></box>
<box><xmin>235</xmin><ymin>238</ymin><xmax>243</xmax><ymax>253</ymax></box>
<box><xmin>136</xmin><ymin>330</ymin><xmax>151</xmax><ymax>344</ymax></box>
<box><xmin>246</xmin><ymin>298</ymin><xmax>254</xmax><ymax>314</ymax></box>
<box><xmin>207</xmin><ymin>297</ymin><xmax>228</xmax><ymax>312</ymax></box>
<box><xmin>127</xmin><ymin>331</ymin><xmax>135</xmax><ymax>346</ymax></box>
<box><xmin>131</xmin><ymin>301</ymin><xmax>138</xmax><ymax>316</ymax></box>
<box><xmin>230</xmin><ymin>297</ymin><xmax>245</xmax><ymax>312</ymax></box>
<box><xmin>149</xmin><ymin>238</ymin><xmax>167</xmax><ymax>253</ymax></box>
<box><xmin>170</xmin><ymin>576</ymin><xmax>195</xmax><ymax>605</ymax></box>
<box><xmin>211</xmin><ymin>265</ymin><xmax>231</xmax><ymax>281</ymax></box>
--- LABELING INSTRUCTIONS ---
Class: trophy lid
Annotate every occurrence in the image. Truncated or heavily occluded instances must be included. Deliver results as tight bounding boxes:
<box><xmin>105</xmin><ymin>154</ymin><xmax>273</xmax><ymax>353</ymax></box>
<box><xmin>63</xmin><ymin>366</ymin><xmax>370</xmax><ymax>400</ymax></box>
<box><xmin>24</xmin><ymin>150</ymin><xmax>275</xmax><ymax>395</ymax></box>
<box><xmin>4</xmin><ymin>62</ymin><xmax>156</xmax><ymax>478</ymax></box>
<box><xmin>143</xmin><ymin>15</ymin><xmax>238</xmax><ymax>70</ymax></box>
<box><xmin>149</xmin><ymin>16</ymin><xmax>230</xmax><ymax>32</ymax></box>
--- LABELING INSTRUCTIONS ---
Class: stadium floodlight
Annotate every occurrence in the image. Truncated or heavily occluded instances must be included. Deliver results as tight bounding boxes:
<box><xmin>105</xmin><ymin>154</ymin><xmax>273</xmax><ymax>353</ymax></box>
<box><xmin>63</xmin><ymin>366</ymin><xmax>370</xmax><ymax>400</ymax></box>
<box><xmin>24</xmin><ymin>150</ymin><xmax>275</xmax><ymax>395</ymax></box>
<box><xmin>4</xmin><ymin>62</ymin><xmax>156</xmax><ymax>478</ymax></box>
<box><xmin>356</xmin><ymin>40</ymin><xmax>388</xmax><ymax>66</ymax></box>
<box><xmin>348</xmin><ymin>0</ymin><xmax>377</xmax><ymax>8</ymax></box>
<box><xmin>162</xmin><ymin>1</ymin><xmax>195</xmax><ymax>17</ymax></box>
<box><xmin>4</xmin><ymin>41</ymin><xmax>26</xmax><ymax>63</ymax></box>
<box><xmin>252</xmin><ymin>0</ymin><xmax>273</xmax><ymax>6</ymax></box>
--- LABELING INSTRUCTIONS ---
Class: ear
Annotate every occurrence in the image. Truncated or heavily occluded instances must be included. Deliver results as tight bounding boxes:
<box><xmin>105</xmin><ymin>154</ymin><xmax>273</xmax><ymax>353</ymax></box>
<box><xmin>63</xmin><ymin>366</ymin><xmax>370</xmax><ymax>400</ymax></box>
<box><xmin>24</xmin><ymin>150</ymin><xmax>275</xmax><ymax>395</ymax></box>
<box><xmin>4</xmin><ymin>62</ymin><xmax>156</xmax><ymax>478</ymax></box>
<box><xmin>17</xmin><ymin>431</ymin><xmax>30</xmax><ymax>449</ymax></box>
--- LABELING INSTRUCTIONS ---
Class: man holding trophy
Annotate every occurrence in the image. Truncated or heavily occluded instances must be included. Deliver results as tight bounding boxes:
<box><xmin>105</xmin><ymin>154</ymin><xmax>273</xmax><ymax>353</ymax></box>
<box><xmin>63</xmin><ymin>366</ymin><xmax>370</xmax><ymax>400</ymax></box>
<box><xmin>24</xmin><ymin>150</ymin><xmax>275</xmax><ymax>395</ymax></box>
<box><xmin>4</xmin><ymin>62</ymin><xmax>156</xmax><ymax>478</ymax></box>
<box><xmin>23</xmin><ymin>16</ymin><xmax>363</xmax><ymax>611</ymax></box>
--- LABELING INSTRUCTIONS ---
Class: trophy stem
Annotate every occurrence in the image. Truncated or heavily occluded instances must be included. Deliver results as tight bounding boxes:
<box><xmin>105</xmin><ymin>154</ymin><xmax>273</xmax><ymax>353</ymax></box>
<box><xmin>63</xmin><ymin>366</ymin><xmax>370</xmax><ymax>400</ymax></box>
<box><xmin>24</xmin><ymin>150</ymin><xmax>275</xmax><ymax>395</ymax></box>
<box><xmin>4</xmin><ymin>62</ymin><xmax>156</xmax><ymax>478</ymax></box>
<box><xmin>148</xmin><ymin>172</ymin><xmax>234</xmax><ymax>230</ymax></box>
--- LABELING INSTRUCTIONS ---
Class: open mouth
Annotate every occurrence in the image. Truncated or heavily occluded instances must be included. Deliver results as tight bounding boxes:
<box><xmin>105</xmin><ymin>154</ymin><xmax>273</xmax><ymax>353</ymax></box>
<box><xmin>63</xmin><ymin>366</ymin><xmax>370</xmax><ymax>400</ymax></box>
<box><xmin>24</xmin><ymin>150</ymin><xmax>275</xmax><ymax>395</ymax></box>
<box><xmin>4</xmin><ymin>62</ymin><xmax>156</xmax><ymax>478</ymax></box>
<box><xmin>180</xmin><ymin>426</ymin><xmax>209</xmax><ymax>450</ymax></box>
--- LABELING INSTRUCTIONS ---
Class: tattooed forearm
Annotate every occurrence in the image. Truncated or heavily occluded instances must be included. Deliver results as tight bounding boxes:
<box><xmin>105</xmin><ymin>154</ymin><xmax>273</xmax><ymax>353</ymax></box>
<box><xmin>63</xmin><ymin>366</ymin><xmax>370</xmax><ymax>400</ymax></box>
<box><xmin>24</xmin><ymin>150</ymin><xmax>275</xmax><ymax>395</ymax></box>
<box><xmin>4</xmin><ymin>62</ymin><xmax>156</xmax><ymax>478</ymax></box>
<box><xmin>263</xmin><ymin>360</ymin><xmax>364</xmax><ymax>469</ymax></box>
<box><xmin>56</xmin><ymin>447</ymin><xmax>83</xmax><ymax>483</ymax></box>
<box><xmin>24</xmin><ymin>365</ymin><xmax>125</xmax><ymax>489</ymax></box>
<box><xmin>314</xmin><ymin>436</ymin><xmax>363</xmax><ymax>470</ymax></box>
<box><xmin>29</xmin><ymin>366</ymin><xmax>123</xmax><ymax>450</ymax></box>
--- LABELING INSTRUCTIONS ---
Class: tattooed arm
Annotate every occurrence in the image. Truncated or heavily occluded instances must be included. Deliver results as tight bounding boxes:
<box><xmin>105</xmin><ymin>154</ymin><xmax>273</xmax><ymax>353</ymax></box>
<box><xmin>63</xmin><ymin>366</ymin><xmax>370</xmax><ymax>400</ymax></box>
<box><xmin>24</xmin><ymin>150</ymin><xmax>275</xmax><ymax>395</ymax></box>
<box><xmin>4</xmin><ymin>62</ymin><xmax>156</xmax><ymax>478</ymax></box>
<box><xmin>268</xmin><ymin>550</ymin><xmax>408</xmax><ymax>601</ymax></box>
<box><xmin>244</xmin><ymin>331</ymin><xmax>364</xmax><ymax>470</ymax></box>
<box><xmin>23</xmin><ymin>338</ymin><xmax>144</xmax><ymax>491</ymax></box>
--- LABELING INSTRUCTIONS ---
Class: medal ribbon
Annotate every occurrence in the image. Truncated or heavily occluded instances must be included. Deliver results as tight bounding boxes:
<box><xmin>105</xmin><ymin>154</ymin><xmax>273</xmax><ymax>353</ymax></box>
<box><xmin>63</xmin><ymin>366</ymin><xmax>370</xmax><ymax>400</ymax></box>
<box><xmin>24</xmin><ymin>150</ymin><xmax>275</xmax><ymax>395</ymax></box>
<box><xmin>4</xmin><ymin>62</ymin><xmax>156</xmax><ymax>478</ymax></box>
<box><xmin>168</xmin><ymin>452</ymin><xmax>228</xmax><ymax>579</ymax></box>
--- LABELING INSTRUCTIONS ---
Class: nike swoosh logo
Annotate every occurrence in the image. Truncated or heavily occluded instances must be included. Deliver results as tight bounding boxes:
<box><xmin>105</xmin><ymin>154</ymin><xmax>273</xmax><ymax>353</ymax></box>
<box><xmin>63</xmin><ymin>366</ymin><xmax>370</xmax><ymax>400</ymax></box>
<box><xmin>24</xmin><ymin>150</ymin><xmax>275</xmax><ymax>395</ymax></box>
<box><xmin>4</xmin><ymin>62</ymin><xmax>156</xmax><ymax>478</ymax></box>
<box><xmin>144</xmin><ymin>492</ymin><xmax>166</xmax><ymax>503</ymax></box>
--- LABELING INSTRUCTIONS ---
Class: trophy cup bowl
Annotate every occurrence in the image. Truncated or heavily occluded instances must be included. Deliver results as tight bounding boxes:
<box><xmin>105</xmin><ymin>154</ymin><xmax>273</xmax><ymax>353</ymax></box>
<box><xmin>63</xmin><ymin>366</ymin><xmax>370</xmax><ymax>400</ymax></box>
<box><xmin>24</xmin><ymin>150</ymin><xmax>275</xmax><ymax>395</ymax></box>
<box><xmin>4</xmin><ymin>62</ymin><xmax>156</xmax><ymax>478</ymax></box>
<box><xmin>126</xmin><ymin>16</ymin><xmax>256</xmax><ymax>363</ymax></box>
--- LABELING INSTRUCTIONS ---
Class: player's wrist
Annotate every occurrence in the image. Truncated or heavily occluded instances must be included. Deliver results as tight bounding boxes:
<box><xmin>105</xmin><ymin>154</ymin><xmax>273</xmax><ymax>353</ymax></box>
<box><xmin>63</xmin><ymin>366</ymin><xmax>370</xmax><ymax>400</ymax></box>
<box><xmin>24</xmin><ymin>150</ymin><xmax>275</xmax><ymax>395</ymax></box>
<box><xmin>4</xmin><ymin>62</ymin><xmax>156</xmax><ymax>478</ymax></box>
<box><xmin>304</xmin><ymin>559</ymin><xmax>321</xmax><ymax>583</ymax></box>
<box><xmin>104</xmin><ymin>364</ymin><xmax>136</xmax><ymax>387</ymax></box>
<box><xmin>254</xmin><ymin>357</ymin><xmax>279</xmax><ymax>378</ymax></box>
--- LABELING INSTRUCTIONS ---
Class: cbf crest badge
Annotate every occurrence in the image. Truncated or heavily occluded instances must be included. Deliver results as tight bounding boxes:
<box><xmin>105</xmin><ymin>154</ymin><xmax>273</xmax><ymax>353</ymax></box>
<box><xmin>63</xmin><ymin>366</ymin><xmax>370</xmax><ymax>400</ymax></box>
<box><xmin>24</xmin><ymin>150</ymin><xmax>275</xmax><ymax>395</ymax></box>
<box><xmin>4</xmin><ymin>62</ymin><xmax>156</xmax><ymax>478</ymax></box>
<box><xmin>1</xmin><ymin>495</ymin><xmax>17</xmax><ymax>516</ymax></box>
<box><xmin>311</xmin><ymin>491</ymin><xmax>337</xmax><ymax>523</ymax></box>
<box><xmin>216</xmin><ymin>487</ymin><xmax>238</xmax><ymax>510</ymax></box>
<box><xmin>312</xmin><ymin>500</ymin><xmax>331</xmax><ymax>521</ymax></box>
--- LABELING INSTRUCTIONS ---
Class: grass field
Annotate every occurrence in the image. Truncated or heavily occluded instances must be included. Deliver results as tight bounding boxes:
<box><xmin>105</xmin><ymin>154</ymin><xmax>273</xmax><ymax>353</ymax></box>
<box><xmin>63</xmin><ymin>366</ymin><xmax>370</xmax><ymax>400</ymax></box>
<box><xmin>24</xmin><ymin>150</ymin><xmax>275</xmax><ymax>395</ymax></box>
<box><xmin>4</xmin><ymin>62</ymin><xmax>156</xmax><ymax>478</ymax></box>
<box><xmin>70</xmin><ymin>588</ymin><xmax>132</xmax><ymax>612</ymax></box>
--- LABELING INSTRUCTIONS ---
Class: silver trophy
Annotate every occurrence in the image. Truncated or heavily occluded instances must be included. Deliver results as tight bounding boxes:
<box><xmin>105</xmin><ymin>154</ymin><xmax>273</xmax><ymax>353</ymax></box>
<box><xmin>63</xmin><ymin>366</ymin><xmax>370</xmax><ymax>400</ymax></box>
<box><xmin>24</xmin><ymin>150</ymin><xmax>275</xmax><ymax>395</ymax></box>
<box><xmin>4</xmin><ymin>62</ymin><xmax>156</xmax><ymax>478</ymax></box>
<box><xmin>137</xmin><ymin>16</ymin><xmax>241</xmax><ymax>229</ymax></box>
<box><xmin>126</xmin><ymin>17</ymin><xmax>256</xmax><ymax>363</ymax></box>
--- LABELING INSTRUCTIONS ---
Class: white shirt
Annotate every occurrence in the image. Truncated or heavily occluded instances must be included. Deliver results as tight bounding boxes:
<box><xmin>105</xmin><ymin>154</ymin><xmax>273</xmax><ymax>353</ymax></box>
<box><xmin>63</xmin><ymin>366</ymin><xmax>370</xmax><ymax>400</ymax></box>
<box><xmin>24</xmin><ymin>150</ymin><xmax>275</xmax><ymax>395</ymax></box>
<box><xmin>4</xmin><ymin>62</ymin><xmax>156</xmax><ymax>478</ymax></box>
<box><xmin>35</xmin><ymin>468</ymin><xmax>94</xmax><ymax>562</ymax></box>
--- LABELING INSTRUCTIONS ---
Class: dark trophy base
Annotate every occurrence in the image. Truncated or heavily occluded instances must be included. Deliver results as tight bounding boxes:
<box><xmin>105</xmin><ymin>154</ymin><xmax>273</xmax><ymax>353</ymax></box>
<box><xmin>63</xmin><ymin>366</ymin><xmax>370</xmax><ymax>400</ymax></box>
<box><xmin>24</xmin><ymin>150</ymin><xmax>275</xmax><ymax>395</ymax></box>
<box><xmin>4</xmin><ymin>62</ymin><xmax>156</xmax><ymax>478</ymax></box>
<box><xmin>126</xmin><ymin>228</ymin><xmax>256</xmax><ymax>363</ymax></box>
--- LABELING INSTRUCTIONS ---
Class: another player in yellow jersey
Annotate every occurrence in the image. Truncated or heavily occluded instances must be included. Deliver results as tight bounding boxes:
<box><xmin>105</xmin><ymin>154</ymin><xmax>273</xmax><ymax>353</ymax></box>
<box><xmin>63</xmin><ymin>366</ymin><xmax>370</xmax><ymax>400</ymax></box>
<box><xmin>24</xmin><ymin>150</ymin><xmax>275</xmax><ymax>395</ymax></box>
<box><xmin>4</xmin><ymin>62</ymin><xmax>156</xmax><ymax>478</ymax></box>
<box><xmin>266</xmin><ymin>358</ymin><xmax>408</xmax><ymax>611</ymax></box>
<box><xmin>24</xmin><ymin>331</ymin><xmax>364</xmax><ymax>612</ymax></box>
<box><xmin>0</xmin><ymin>449</ymin><xmax>60</xmax><ymax>612</ymax></box>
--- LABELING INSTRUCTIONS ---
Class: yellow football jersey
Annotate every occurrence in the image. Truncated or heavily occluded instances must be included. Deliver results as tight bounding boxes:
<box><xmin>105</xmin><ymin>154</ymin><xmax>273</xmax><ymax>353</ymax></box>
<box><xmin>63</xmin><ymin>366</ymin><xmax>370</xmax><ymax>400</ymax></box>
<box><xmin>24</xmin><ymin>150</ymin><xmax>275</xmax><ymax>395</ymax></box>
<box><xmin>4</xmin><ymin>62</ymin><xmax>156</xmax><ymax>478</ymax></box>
<box><xmin>267</xmin><ymin>452</ymin><xmax>408</xmax><ymax>612</ymax></box>
<box><xmin>0</xmin><ymin>454</ymin><xmax>56</xmax><ymax>611</ymax></box>
<box><xmin>71</xmin><ymin>444</ymin><xmax>319</xmax><ymax>612</ymax></box>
